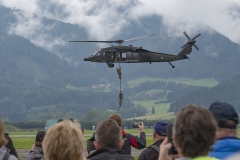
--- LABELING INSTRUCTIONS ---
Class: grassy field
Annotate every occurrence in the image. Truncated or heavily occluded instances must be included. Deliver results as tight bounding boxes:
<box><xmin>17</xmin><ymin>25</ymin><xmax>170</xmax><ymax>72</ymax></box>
<box><xmin>5</xmin><ymin>125</ymin><xmax>20</xmax><ymax>132</ymax></box>
<box><xmin>133</xmin><ymin>100</ymin><xmax>169</xmax><ymax>114</ymax></box>
<box><xmin>129</xmin><ymin>112</ymin><xmax>174</xmax><ymax>120</ymax></box>
<box><xmin>127</xmin><ymin>77</ymin><xmax>219</xmax><ymax>120</ymax></box>
<box><xmin>7</xmin><ymin>132</ymin><xmax>38</xmax><ymax>135</ymax></box>
<box><xmin>131</xmin><ymin>99</ymin><xmax>173</xmax><ymax>120</ymax></box>
<box><xmin>127</xmin><ymin>77</ymin><xmax>218</xmax><ymax>87</ymax></box>
<box><xmin>9</xmin><ymin>127</ymin><xmax>240</xmax><ymax>149</ymax></box>
<box><xmin>8</xmin><ymin>129</ymin><xmax>155</xmax><ymax>149</ymax></box>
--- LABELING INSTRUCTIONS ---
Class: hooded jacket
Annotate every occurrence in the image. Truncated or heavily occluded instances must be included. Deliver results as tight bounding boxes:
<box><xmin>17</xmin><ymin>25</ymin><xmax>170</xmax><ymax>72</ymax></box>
<box><xmin>24</xmin><ymin>147</ymin><xmax>45</xmax><ymax>160</ymax></box>
<box><xmin>209</xmin><ymin>137</ymin><xmax>240</xmax><ymax>159</ymax></box>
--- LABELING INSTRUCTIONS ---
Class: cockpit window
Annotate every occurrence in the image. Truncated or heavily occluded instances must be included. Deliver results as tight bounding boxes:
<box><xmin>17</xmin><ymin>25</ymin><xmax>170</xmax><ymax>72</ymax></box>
<box><xmin>92</xmin><ymin>51</ymin><xmax>101</xmax><ymax>57</ymax></box>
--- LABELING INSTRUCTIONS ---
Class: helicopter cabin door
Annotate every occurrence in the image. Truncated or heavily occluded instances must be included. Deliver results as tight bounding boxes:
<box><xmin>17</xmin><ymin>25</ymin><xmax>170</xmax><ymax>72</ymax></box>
<box><xmin>126</xmin><ymin>51</ymin><xmax>139</xmax><ymax>62</ymax></box>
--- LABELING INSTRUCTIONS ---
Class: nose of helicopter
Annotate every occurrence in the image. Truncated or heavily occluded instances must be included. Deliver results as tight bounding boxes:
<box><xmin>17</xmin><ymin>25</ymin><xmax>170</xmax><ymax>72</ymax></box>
<box><xmin>84</xmin><ymin>58</ymin><xmax>90</xmax><ymax>61</ymax></box>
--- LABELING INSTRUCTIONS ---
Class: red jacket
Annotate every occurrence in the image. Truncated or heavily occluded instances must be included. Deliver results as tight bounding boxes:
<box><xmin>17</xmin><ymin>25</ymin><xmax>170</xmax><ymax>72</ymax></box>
<box><xmin>121</xmin><ymin>128</ymin><xmax>146</xmax><ymax>154</ymax></box>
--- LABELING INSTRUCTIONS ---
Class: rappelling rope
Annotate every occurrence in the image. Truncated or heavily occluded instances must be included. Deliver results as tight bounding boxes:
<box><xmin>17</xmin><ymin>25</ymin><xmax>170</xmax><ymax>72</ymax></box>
<box><xmin>116</xmin><ymin>63</ymin><xmax>123</xmax><ymax>113</ymax></box>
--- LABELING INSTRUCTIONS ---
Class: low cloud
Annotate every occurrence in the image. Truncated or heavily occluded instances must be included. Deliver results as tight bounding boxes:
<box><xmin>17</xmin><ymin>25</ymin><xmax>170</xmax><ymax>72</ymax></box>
<box><xmin>0</xmin><ymin>0</ymin><xmax>240</xmax><ymax>53</ymax></box>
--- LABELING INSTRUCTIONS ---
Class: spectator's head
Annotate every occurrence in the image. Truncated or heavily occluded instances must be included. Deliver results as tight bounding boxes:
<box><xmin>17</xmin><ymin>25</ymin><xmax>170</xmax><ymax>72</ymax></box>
<box><xmin>0</xmin><ymin>115</ymin><xmax>7</xmax><ymax>147</ymax></box>
<box><xmin>153</xmin><ymin>120</ymin><xmax>167</xmax><ymax>141</ymax></box>
<box><xmin>109</xmin><ymin>113</ymin><xmax>122</xmax><ymax>127</ymax></box>
<box><xmin>209</xmin><ymin>101</ymin><xmax>239</xmax><ymax>138</ymax></box>
<box><xmin>94</xmin><ymin>119</ymin><xmax>123</xmax><ymax>149</ymax></box>
<box><xmin>35</xmin><ymin>131</ymin><xmax>45</xmax><ymax>147</ymax></box>
<box><xmin>42</xmin><ymin>119</ymin><xmax>85</xmax><ymax>160</ymax></box>
<box><xmin>173</xmin><ymin>104</ymin><xmax>217</xmax><ymax>158</ymax></box>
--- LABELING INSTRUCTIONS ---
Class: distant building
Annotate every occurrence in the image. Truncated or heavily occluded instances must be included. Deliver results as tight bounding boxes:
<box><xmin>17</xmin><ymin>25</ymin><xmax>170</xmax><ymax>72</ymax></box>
<box><xmin>145</xmin><ymin>91</ymin><xmax>153</xmax><ymax>97</ymax></box>
<box><xmin>99</xmin><ymin>84</ymin><xmax>105</xmax><ymax>87</ymax></box>
<box><xmin>46</xmin><ymin>119</ymin><xmax>58</xmax><ymax>129</ymax></box>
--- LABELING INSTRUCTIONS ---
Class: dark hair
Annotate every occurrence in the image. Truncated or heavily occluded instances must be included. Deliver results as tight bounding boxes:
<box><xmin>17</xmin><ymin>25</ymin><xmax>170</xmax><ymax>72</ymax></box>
<box><xmin>57</xmin><ymin>118</ymin><xmax>74</xmax><ymax>123</ymax></box>
<box><xmin>95</xmin><ymin>119</ymin><xmax>121</xmax><ymax>148</ymax></box>
<box><xmin>174</xmin><ymin>104</ymin><xmax>217</xmax><ymax>158</ymax></box>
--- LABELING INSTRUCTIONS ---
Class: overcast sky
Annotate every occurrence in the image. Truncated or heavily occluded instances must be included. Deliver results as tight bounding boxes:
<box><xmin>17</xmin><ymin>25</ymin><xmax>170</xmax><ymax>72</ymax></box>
<box><xmin>0</xmin><ymin>0</ymin><xmax>240</xmax><ymax>51</ymax></box>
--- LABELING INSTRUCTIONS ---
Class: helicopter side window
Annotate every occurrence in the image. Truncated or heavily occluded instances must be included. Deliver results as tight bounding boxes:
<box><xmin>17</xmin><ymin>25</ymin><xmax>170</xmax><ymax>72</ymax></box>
<box><xmin>121</xmin><ymin>52</ymin><xmax>126</xmax><ymax>58</ymax></box>
<box><xmin>102</xmin><ymin>52</ymin><xmax>105</xmax><ymax>57</ymax></box>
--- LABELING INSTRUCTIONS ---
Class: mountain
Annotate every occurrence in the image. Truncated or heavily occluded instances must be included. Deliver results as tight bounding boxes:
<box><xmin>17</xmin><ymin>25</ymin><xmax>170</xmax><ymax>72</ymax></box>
<box><xmin>0</xmin><ymin>32</ymin><xmax>104</xmax><ymax>87</ymax></box>
<box><xmin>2</xmin><ymin>6</ymin><xmax>240</xmax><ymax>83</ymax></box>
<box><xmin>168</xmin><ymin>73</ymin><xmax>240</xmax><ymax>113</ymax></box>
<box><xmin>1</xmin><ymin>6</ymin><xmax>240</xmax><ymax>121</ymax></box>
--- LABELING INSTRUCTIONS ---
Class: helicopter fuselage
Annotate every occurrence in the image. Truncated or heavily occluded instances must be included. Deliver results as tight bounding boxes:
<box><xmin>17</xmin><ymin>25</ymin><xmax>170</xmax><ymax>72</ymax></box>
<box><xmin>84</xmin><ymin>45</ymin><xmax>190</xmax><ymax>68</ymax></box>
<box><xmin>72</xmin><ymin>31</ymin><xmax>200</xmax><ymax>68</ymax></box>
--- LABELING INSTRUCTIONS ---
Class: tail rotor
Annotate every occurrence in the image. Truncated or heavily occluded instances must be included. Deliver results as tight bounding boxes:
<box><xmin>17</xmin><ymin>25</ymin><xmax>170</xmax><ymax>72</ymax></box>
<box><xmin>181</xmin><ymin>31</ymin><xmax>201</xmax><ymax>50</ymax></box>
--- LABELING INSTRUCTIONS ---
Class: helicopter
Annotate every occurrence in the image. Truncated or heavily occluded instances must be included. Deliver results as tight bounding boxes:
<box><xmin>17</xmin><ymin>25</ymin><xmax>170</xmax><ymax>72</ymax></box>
<box><xmin>69</xmin><ymin>31</ymin><xmax>201</xmax><ymax>68</ymax></box>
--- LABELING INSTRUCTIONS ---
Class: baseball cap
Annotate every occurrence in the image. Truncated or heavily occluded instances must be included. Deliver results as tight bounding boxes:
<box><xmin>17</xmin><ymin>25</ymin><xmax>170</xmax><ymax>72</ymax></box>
<box><xmin>209</xmin><ymin>101</ymin><xmax>239</xmax><ymax>129</ymax></box>
<box><xmin>154</xmin><ymin>120</ymin><xmax>168</xmax><ymax>136</ymax></box>
<box><xmin>36</xmin><ymin>131</ymin><xmax>46</xmax><ymax>142</ymax></box>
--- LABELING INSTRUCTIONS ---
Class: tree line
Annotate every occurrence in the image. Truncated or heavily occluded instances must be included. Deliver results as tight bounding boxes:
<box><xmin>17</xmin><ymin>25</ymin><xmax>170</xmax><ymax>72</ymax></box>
<box><xmin>168</xmin><ymin>74</ymin><xmax>240</xmax><ymax>113</ymax></box>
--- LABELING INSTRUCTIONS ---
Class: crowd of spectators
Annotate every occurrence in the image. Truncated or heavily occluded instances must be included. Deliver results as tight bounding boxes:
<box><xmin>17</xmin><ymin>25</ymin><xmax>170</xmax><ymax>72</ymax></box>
<box><xmin>1</xmin><ymin>101</ymin><xmax>240</xmax><ymax>160</ymax></box>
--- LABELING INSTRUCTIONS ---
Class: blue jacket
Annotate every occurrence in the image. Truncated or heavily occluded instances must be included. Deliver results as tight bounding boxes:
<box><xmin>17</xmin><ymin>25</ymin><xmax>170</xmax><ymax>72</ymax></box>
<box><xmin>209</xmin><ymin>137</ymin><xmax>240</xmax><ymax>159</ymax></box>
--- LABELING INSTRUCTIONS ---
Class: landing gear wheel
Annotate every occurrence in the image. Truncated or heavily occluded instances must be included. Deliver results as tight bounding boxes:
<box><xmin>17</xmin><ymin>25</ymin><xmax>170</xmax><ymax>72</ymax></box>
<box><xmin>168</xmin><ymin>61</ymin><xmax>175</xmax><ymax>68</ymax></box>
<box><xmin>108</xmin><ymin>63</ymin><xmax>114</xmax><ymax>68</ymax></box>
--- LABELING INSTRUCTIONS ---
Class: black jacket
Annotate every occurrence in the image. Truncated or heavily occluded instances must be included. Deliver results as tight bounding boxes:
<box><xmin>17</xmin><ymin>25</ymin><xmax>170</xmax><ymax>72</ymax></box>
<box><xmin>137</xmin><ymin>139</ymin><xmax>164</xmax><ymax>160</ymax></box>
<box><xmin>87</xmin><ymin>146</ymin><xmax>134</xmax><ymax>160</ymax></box>
<box><xmin>87</xmin><ymin>128</ymin><xmax>146</xmax><ymax>155</ymax></box>
<box><xmin>121</xmin><ymin>128</ymin><xmax>146</xmax><ymax>154</ymax></box>
<box><xmin>4</xmin><ymin>133</ymin><xmax>18</xmax><ymax>158</ymax></box>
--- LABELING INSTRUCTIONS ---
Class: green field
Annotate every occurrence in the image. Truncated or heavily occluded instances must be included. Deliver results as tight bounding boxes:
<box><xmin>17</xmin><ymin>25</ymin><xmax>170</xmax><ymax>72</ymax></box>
<box><xmin>127</xmin><ymin>77</ymin><xmax>219</xmax><ymax>120</ymax></box>
<box><xmin>8</xmin><ymin>129</ymin><xmax>155</xmax><ymax>149</ymax></box>
<box><xmin>131</xmin><ymin>100</ymin><xmax>173</xmax><ymax>120</ymax></box>
<box><xmin>7</xmin><ymin>132</ymin><xmax>38</xmax><ymax>135</ymax></box>
<box><xmin>133</xmin><ymin>100</ymin><xmax>169</xmax><ymax>114</ymax></box>
<box><xmin>127</xmin><ymin>77</ymin><xmax>218</xmax><ymax>87</ymax></box>
<box><xmin>129</xmin><ymin>112</ymin><xmax>174</xmax><ymax>120</ymax></box>
<box><xmin>5</xmin><ymin>125</ymin><xmax>20</xmax><ymax>132</ymax></box>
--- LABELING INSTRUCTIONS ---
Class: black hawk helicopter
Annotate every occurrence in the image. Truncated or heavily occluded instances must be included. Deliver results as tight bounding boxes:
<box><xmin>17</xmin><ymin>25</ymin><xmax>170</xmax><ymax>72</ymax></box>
<box><xmin>69</xmin><ymin>31</ymin><xmax>201</xmax><ymax>68</ymax></box>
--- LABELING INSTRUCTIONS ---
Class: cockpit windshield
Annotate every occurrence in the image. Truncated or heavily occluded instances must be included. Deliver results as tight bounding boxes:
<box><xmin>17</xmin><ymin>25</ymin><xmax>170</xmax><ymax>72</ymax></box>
<box><xmin>91</xmin><ymin>51</ymin><xmax>101</xmax><ymax>57</ymax></box>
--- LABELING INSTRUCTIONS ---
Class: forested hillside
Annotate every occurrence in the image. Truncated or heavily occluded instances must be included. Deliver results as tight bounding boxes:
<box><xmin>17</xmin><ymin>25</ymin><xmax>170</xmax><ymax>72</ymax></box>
<box><xmin>168</xmin><ymin>74</ymin><xmax>240</xmax><ymax>113</ymax></box>
<box><xmin>0</xmin><ymin>32</ymin><xmax>135</xmax><ymax>121</ymax></box>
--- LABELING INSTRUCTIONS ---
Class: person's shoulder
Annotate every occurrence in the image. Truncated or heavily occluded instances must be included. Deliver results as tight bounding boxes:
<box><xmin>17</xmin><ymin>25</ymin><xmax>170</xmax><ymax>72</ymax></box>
<box><xmin>8</xmin><ymin>155</ymin><xmax>18</xmax><ymax>160</ymax></box>
<box><xmin>215</xmin><ymin>137</ymin><xmax>240</xmax><ymax>146</ymax></box>
<box><xmin>192</xmin><ymin>157</ymin><xmax>219</xmax><ymax>160</ymax></box>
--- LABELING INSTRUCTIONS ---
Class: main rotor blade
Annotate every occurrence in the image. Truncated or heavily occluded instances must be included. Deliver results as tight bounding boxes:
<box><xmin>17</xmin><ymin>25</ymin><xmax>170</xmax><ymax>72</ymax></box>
<box><xmin>192</xmin><ymin>33</ymin><xmax>201</xmax><ymax>40</ymax></box>
<box><xmin>69</xmin><ymin>40</ymin><xmax>118</xmax><ymax>43</ymax></box>
<box><xmin>183</xmin><ymin>31</ymin><xmax>190</xmax><ymax>40</ymax></box>
<box><xmin>124</xmin><ymin>34</ymin><xmax>155</xmax><ymax>42</ymax></box>
<box><xmin>69</xmin><ymin>34</ymin><xmax>167</xmax><ymax>44</ymax></box>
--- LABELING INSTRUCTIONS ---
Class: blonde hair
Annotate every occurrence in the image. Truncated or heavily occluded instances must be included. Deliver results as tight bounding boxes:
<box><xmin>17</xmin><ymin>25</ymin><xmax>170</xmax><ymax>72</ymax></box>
<box><xmin>43</xmin><ymin>120</ymin><xmax>85</xmax><ymax>160</ymax></box>
<box><xmin>0</xmin><ymin>115</ymin><xmax>7</xmax><ymax>147</ymax></box>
